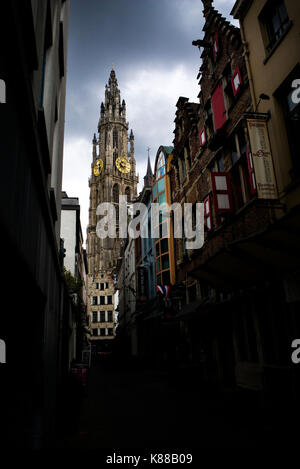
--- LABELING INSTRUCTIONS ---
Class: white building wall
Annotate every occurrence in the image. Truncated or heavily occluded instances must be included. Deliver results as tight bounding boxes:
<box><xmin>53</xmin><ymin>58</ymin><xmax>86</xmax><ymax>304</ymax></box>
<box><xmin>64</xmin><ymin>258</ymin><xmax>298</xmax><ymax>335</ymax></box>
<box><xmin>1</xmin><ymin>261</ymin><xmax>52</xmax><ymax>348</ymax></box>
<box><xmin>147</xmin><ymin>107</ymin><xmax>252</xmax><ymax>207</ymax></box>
<box><xmin>61</xmin><ymin>209</ymin><xmax>76</xmax><ymax>275</ymax></box>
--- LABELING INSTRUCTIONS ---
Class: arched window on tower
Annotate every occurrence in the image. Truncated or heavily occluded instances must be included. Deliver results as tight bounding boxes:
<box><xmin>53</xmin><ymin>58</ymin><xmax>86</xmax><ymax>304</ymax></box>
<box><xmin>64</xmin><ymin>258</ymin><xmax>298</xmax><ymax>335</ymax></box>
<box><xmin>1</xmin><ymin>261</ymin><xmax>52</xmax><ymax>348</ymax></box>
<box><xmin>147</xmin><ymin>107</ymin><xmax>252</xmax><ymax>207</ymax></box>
<box><xmin>113</xmin><ymin>128</ymin><xmax>118</xmax><ymax>148</ymax></box>
<box><xmin>113</xmin><ymin>151</ymin><xmax>117</xmax><ymax>169</ymax></box>
<box><xmin>125</xmin><ymin>186</ymin><xmax>131</xmax><ymax>201</ymax></box>
<box><xmin>113</xmin><ymin>184</ymin><xmax>119</xmax><ymax>223</ymax></box>
<box><xmin>113</xmin><ymin>183</ymin><xmax>119</xmax><ymax>202</ymax></box>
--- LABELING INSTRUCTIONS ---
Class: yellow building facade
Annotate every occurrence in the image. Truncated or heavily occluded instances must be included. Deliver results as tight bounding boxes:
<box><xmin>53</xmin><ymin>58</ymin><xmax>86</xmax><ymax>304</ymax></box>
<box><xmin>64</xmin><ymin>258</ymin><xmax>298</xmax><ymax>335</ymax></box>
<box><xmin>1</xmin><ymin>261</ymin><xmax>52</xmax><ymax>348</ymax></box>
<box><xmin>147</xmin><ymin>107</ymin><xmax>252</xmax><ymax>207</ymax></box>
<box><xmin>232</xmin><ymin>0</ymin><xmax>300</xmax><ymax>214</ymax></box>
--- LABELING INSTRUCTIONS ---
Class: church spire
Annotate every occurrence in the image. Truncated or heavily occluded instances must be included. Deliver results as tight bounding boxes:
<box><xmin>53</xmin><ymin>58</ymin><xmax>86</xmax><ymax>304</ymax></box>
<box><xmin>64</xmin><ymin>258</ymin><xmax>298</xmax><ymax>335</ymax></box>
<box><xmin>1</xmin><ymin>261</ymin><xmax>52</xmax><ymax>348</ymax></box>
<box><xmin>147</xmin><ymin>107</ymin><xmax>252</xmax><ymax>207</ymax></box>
<box><xmin>144</xmin><ymin>150</ymin><xmax>153</xmax><ymax>188</ymax></box>
<box><xmin>100</xmin><ymin>69</ymin><xmax>125</xmax><ymax>121</ymax></box>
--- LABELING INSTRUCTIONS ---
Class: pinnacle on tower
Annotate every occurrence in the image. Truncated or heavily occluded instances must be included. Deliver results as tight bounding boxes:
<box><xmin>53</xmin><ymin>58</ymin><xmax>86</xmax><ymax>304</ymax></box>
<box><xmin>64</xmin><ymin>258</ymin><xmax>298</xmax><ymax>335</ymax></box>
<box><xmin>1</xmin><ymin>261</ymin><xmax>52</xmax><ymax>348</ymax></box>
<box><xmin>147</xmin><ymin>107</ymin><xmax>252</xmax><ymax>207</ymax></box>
<box><xmin>202</xmin><ymin>0</ymin><xmax>213</xmax><ymax>9</ymax></box>
<box><xmin>109</xmin><ymin>69</ymin><xmax>118</xmax><ymax>87</ymax></box>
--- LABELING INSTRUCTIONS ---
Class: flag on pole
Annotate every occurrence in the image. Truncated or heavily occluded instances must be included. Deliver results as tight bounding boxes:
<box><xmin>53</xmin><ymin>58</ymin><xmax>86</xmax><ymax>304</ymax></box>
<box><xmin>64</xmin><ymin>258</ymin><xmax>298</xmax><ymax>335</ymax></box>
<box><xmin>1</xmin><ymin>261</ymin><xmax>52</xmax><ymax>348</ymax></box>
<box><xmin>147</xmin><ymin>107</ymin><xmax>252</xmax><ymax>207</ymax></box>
<box><xmin>156</xmin><ymin>285</ymin><xmax>170</xmax><ymax>299</ymax></box>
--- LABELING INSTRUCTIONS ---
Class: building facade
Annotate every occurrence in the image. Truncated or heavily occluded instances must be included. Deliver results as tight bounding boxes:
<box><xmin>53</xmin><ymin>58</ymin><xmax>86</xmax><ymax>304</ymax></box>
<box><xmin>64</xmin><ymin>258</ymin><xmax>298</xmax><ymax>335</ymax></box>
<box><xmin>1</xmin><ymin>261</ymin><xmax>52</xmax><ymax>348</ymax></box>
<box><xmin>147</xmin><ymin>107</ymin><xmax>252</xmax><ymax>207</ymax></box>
<box><xmin>0</xmin><ymin>0</ymin><xmax>70</xmax><ymax>448</ymax></box>
<box><xmin>86</xmin><ymin>69</ymin><xmax>138</xmax><ymax>351</ymax></box>
<box><xmin>61</xmin><ymin>192</ymin><xmax>88</xmax><ymax>365</ymax></box>
<box><xmin>230</xmin><ymin>0</ymin><xmax>300</xmax><ymax>419</ymax></box>
<box><xmin>153</xmin><ymin>146</ymin><xmax>176</xmax><ymax>287</ymax></box>
<box><xmin>163</xmin><ymin>0</ymin><xmax>300</xmax><ymax>408</ymax></box>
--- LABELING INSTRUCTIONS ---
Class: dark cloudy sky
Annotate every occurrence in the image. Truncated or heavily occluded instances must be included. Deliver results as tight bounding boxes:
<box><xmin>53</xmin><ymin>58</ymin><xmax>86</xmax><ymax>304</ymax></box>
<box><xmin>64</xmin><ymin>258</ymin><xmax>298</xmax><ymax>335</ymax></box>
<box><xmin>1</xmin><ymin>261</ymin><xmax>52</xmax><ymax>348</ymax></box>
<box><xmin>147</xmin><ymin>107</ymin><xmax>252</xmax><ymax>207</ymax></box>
<box><xmin>62</xmin><ymin>0</ymin><xmax>238</xmax><ymax>240</ymax></box>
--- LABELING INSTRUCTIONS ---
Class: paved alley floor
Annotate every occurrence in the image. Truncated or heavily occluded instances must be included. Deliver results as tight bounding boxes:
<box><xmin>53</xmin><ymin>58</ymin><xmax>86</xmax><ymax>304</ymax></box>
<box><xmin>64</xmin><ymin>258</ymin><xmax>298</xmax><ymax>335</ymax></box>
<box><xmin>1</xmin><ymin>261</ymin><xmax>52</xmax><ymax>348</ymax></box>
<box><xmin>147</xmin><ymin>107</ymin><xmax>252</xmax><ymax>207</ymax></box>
<box><xmin>55</xmin><ymin>361</ymin><xmax>276</xmax><ymax>449</ymax></box>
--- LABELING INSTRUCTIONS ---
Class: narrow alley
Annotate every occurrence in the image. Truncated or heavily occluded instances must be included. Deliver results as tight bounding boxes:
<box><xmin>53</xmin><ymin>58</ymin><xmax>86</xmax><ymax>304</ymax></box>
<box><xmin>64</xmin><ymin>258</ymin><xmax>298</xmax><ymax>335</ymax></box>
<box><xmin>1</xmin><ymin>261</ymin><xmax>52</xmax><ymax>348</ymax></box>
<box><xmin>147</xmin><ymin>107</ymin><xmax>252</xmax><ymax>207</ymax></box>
<box><xmin>2</xmin><ymin>0</ymin><xmax>300</xmax><ymax>450</ymax></box>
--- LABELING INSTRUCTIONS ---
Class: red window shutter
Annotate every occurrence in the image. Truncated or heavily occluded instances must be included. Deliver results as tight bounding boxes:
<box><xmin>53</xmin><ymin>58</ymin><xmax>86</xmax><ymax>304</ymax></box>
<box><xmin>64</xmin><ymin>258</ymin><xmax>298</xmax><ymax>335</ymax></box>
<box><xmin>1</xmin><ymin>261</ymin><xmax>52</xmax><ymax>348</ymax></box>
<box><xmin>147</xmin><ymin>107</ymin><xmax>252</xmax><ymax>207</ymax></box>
<box><xmin>211</xmin><ymin>172</ymin><xmax>233</xmax><ymax>213</ymax></box>
<box><xmin>204</xmin><ymin>195</ymin><xmax>212</xmax><ymax>231</ymax></box>
<box><xmin>231</xmin><ymin>67</ymin><xmax>243</xmax><ymax>96</ymax></box>
<box><xmin>246</xmin><ymin>149</ymin><xmax>257</xmax><ymax>195</ymax></box>
<box><xmin>212</xmin><ymin>82</ymin><xmax>226</xmax><ymax>131</ymax></box>
<box><xmin>212</xmin><ymin>33</ymin><xmax>219</xmax><ymax>62</ymax></box>
<box><xmin>200</xmin><ymin>127</ymin><xmax>206</xmax><ymax>146</ymax></box>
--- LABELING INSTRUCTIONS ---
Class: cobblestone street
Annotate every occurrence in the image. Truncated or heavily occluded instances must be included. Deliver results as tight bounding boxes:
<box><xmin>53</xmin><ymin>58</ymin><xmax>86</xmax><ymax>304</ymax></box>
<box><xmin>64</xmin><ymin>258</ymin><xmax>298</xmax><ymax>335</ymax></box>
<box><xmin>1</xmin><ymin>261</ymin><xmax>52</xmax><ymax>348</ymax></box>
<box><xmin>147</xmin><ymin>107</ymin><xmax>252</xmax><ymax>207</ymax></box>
<box><xmin>55</xmin><ymin>361</ymin><xmax>275</xmax><ymax>449</ymax></box>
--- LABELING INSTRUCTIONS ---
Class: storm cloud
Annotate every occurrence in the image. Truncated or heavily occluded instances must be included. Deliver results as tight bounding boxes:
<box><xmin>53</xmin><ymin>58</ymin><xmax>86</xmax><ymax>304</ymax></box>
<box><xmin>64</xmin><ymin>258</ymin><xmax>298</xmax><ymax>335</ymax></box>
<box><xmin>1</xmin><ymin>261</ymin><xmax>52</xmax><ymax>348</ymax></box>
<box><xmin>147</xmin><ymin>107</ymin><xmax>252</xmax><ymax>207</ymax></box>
<box><xmin>62</xmin><ymin>0</ymin><xmax>238</xmax><ymax>240</ymax></box>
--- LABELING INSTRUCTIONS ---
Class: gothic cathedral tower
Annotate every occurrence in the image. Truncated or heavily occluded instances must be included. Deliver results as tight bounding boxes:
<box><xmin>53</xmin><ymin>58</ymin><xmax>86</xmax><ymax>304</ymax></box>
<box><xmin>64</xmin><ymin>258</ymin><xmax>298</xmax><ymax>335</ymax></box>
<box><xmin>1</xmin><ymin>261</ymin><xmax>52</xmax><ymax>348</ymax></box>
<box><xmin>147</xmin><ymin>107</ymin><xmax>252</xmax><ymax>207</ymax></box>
<box><xmin>87</xmin><ymin>69</ymin><xmax>138</xmax><ymax>349</ymax></box>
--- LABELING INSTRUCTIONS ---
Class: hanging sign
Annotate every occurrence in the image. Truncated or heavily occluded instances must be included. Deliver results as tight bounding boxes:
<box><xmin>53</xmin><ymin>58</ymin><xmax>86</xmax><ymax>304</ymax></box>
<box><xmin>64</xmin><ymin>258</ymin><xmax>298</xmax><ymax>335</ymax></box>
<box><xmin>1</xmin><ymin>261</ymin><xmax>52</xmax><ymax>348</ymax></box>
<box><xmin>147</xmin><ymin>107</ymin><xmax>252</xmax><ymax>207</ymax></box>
<box><xmin>246</xmin><ymin>119</ymin><xmax>278</xmax><ymax>199</ymax></box>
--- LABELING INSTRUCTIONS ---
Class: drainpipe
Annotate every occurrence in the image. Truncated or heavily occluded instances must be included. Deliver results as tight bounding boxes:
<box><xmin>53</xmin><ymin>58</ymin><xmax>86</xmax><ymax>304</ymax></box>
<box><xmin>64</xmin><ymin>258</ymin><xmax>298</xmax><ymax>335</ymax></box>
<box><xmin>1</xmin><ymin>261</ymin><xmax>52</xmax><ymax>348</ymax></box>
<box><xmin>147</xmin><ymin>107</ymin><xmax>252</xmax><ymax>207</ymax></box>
<box><xmin>239</xmin><ymin>21</ymin><xmax>256</xmax><ymax>110</ymax></box>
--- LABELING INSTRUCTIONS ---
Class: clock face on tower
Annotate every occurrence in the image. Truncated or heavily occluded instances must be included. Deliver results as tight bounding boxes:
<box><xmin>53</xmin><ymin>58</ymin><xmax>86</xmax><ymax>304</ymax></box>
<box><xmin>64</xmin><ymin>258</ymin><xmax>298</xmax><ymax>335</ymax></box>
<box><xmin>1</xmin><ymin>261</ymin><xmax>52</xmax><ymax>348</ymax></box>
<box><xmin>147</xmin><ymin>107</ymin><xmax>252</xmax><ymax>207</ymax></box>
<box><xmin>116</xmin><ymin>156</ymin><xmax>131</xmax><ymax>174</ymax></box>
<box><xmin>94</xmin><ymin>158</ymin><xmax>103</xmax><ymax>176</ymax></box>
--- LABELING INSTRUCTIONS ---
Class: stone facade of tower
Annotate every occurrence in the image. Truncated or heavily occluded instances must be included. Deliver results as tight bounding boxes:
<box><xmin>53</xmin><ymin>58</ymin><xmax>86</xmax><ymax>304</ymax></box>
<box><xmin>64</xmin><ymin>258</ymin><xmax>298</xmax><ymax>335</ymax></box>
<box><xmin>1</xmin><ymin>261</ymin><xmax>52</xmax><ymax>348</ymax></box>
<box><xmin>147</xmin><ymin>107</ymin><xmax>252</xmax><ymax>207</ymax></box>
<box><xmin>86</xmin><ymin>70</ymin><xmax>138</xmax><ymax>348</ymax></box>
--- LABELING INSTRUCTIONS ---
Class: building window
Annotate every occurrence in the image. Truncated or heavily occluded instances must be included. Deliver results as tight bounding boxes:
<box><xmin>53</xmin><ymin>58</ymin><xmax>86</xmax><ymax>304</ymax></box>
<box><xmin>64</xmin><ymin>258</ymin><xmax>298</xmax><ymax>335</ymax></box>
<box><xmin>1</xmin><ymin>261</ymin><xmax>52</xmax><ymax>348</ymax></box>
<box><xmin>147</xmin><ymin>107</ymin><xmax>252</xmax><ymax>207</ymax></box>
<box><xmin>113</xmin><ymin>128</ymin><xmax>118</xmax><ymax>148</ymax></box>
<box><xmin>92</xmin><ymin>296</ymin><xmax>97</xmax><ymax>305</ymax></box>
<box><xmin>210</xmin><ymin>155</ymin><xmax>225</xmax><ymax>172</ymax></box>
<box><xmin>231</xmin><ymin>67</ymin><xmax>243</xmax><ymax>96</ymax></box>
<box><xmin>156</xmin><ymin>152</ymin><xmax>165</xmax><ymax>179</ymax></box>
<box><xmin>153</xmin><ymin>150</ymin><xmax>175</xmax><ymax>286</ymax></box>
<box><xmin>92</xmin><ymin>312</ymin><xmax>98</xmax><ymax>323</ymax></box>
<box><xmin>125</xmin><ymin>187</ymin><xmax>131</xmax><ymax>201</ymax></box>
<box><xmin>100</xmin><ymin>283</ymin><xmax>105</xmax><ymax>291</ymax></box>
<box><xmin>231</xmin><ymin>164</ymin><xmax>246</xmax><ymax>210</ymax></box>
<box><xmin>100</xmin><ymin>328</ymin><xmax>106</xmax><ymax>336</ymax></box>
<box><xmin>107</xmin><ymin>311</ymin><xmax>113</xmax><ymax>322</ymax></box>
<box><xmin>107</xmin><ymin>296</ymin><xmax>112</xmax><ymax>305</ymax></box>
<box><xmin>226</xmin><ymin>127</ymin><xmax>253</xmax><ymax>209</ymax></box>
<box><xmin>113</xmin><ymin>184</ymin><xmax>119</xmax><ymax>203</ymax></box>
<box><xmin>259</xmin><ymin>0</ymin><xmax>290</xmax><ymax>54</ymax></box>
<box><xmin>237</xmin><ymin>127</ymin><xmax>248</xmax><ymax>158</ymax></box>
<box><xmin>212</xmin><ymin>82</ymin><xmax>227</xmax><ymax>131</ymax></box>
<box><xmin>200</xmin><ymin>127</ymin><xmax>206</xmax><ymax>146</ymax></box>
<box><xmin>204</xmin><ymin>195</ymin><xmax>212</xmax><ymax>231</ymax></box>
<box><xmin>276</xmin><ymin>68</ymin><xmax>300</xmax><ymax>173</ymax></box>
<box><xmin>107</xmin><ymin>328</ymin><xmax>114</xmax><ymax>336</ymax></box>
<box><xmin>212</xmin><ymin>32</ymin><xmax>219</xmax><ymax>62</ymax></box>
<box><xmin>211</xmin><ymin>172</ymin><xmax>233</xmax><ymax>213</ymax></box>
<box><xmin>100</xmin><ymin>296</ymin><xmax>105</xmax><ymax>305</ymax></box>
<box><xmin>100</xmin><ymin>311</ymin><xmax>106</xmax><ymax>322</ymax></box>
<box><xmin>113</xmin><ymin>151</ymin><xmax>117</xmax><ymax>167</ymax></box>
<box><xmin>92</xmin><ymin>328</ymin><xmax>98</xmax><ymax>337</ymax></box>
<box><xmin>229</xmin><ymin>135</ymin><xmax>238</xmax><ymax>165</ymax></box>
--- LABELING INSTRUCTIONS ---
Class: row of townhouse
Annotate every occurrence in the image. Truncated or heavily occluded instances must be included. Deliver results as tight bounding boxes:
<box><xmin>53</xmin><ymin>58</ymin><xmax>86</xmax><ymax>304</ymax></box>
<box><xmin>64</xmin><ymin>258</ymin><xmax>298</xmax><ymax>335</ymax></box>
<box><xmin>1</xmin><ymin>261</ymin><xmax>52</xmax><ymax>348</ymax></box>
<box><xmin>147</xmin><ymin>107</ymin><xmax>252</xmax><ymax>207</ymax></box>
<box><xmin>116</xmin><ymin>0</ymin><xmax>300</xmax><ymax>419</ymax></box>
